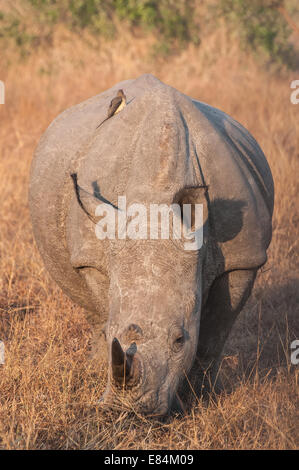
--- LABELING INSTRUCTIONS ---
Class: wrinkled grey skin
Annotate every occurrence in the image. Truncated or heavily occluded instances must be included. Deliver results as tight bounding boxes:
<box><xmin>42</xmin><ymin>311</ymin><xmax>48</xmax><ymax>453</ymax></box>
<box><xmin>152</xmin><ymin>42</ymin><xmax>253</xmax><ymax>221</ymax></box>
<box><xmin>29</xmin><ymin>74</ymin><xmax>274</xmax><ymax>416</ymax></box>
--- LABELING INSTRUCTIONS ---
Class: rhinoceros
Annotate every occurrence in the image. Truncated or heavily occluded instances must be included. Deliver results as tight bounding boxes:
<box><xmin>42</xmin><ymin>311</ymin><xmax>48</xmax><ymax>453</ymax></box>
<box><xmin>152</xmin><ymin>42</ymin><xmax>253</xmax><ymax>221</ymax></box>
<box><xmin>29</xmin><ymin>74</ymin><xmax>274</xmax><ymax>416</ymax></box>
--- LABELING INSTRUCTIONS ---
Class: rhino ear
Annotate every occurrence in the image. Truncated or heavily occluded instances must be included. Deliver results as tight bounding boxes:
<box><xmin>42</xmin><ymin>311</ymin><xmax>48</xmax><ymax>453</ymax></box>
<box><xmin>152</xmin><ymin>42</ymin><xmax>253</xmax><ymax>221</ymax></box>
<box><xmin>174</xmin><ymin>185</ymin><xmax>209</xmax><ymax>233</ymax></box>
<box><xmin>70</xmin><ymin>173</ymin><xmax>98</xmax><ymax>223</ymax></box>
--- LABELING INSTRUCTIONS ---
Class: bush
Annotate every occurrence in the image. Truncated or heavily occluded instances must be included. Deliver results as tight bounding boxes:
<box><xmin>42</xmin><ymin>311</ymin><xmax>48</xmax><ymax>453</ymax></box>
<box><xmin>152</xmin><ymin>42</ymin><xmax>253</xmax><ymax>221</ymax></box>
<box><xmin>25</xmin><ymin>0</ymin><xmax>200</xmax><ymax>48</ymax></box>
<box><xmin>0</xmin><ymin>0</ymin><xmax>297</xmax><ymax>66</ymax></box>
<box><xmin>215</xmin><ymin>0</ymin><xmax>297</xmax><ymax>68</ymax></box>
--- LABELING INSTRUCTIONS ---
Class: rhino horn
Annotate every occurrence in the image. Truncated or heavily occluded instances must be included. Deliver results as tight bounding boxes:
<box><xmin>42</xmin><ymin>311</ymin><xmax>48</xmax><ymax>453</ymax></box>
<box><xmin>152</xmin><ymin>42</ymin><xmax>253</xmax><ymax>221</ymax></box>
<box><xmin>111</xmin><ymin>337</ymin><xmax>140</xmax><ymax>386</ymax></box>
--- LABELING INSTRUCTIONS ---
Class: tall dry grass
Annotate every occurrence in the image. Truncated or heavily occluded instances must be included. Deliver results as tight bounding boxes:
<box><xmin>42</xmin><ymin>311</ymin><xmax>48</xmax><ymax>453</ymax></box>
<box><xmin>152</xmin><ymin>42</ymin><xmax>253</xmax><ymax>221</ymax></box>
<box><xmin>0</xmin><ymin>22</ymin><xmax>298</xmax><ymax>449</ymax></box>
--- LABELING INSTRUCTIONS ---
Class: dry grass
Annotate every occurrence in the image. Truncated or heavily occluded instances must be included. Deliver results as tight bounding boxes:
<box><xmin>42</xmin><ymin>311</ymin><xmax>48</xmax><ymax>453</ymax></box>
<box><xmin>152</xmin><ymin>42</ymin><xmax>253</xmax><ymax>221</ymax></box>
<box><xmin>0</xmin><ymin>21</ymin><xmax>298</xmax><ymax>449</ymax></box>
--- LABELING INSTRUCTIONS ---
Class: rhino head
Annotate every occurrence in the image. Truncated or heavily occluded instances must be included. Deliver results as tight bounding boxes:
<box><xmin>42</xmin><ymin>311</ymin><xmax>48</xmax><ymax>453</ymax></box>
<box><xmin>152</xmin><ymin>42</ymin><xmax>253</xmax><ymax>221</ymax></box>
<box><xmin>71</xmin><ymin>173</ymin><xmax>209</xmax><ymax>416</ymax></box>
<box><xmin>104</xmin><ymin>240</ymin><xmax>206</xmax><ymax>416</ymax></box>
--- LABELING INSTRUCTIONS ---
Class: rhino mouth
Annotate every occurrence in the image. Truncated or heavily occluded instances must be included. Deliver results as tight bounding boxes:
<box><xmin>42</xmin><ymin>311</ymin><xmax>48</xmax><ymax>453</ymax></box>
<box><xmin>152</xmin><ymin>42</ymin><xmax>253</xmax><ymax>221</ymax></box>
<box><xmin>97</xmin><ymin>337</ymin><xmax>180</xmax><ymax>416</ymax></box>
<box><xmin>135</xmin><ymin>391</ymin><xmax>170</xmax><ymax>417</ymax></box>
<box><xmin>99</xmin><ymin>388</ymin><xmax>168</xmax><ymax>417</ymax></box>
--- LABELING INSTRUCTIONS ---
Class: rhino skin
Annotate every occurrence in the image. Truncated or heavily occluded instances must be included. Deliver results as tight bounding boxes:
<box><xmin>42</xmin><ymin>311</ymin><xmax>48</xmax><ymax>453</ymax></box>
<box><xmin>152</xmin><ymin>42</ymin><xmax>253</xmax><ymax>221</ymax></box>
<box><xmin>29</xmin><ymin>74</ymin><xmax>274</xmax><ymax>416</ymax></box>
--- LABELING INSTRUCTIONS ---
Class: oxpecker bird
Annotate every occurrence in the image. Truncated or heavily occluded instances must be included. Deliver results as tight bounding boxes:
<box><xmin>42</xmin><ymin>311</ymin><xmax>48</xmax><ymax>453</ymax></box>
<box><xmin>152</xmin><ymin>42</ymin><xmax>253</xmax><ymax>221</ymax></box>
<box><xmin>96</xmin><ymin>89</ymin><xmax>126</xmax><ymax>129</ymax></box>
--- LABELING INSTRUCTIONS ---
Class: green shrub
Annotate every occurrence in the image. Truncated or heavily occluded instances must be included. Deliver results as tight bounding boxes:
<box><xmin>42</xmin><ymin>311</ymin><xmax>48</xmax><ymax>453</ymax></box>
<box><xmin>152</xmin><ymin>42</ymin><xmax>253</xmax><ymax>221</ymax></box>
<box><xmin>25</xmin><ymin>0</ymin><xmax>200</xmax><ymax>47</ymax></box>
<box><xmin>114</xmin><ymin>0</ymin><xmax>199</xmax><ymax>45</ymax></box>
<box><xmin>0</xmin><ymin>11</ymin><xmax>36</xmax><ymax>51</ymax></box>
<box><xmin>0</xmin><ymin>0</ymin><xmax>297</xmax><ymax>67</ymax></box>
<box><xmin>215</xmin><ymin>0</ymin><xmax>297</xmax><ymax>68</ymax></box>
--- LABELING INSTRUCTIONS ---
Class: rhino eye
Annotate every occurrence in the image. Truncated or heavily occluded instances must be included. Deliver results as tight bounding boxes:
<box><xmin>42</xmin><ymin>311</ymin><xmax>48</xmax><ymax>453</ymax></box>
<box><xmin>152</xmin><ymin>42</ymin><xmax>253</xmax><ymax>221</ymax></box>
<box><xmin>172</xmin><ymin>331</ymin><xmax>185</xmax><ymax>352</ymax></box>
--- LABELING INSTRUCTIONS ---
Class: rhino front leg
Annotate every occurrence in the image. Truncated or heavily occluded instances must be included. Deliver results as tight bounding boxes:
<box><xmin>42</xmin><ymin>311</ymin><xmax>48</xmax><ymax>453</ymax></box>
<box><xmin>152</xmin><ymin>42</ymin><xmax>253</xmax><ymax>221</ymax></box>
<box><xmin>178</xmin><ymin>269</ymin><xmax>257</xmax><ymax>407</ymax></box>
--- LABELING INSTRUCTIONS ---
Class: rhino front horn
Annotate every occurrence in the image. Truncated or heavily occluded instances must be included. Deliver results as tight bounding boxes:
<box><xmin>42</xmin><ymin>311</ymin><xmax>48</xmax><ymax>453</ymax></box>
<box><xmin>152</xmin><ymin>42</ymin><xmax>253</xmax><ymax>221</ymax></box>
<box><xmin>111</xmin><ymin>337</ymin><xmax>140</xmax><ymax>386</ymax></box>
